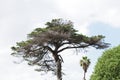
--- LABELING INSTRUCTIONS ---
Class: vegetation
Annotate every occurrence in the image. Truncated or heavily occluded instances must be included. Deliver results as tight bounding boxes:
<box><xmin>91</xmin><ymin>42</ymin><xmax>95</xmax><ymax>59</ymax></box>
<box><xmin>11</xmin><ymin>18</ymin><xmax>109</xmax><ymax>80</ymax></box>
<box><xmin>80</xmin><ymin>56</ymin><xmax>90</xmax><ymax>80</ymax></box>
<box><xmin>90</xmin><ymin>45</ymin><xmax>120</xmax><ymax>80</ymax></box>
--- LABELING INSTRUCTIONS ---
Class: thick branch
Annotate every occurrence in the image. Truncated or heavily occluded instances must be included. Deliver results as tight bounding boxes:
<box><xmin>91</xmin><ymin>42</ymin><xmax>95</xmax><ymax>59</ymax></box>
<box><xmin>60</xmin><ymin>42</ymin><xmax>70</xmax><ymax>46</ymax></box>
<box><xmin>45</xmin><ymin>46</ymin><xmax>54</xmax><ymax>53</ymax></box>
<box><xmin>58</xmin><ymin>44</ymin><xmax>89</xmax><ymax>53</ymax></box>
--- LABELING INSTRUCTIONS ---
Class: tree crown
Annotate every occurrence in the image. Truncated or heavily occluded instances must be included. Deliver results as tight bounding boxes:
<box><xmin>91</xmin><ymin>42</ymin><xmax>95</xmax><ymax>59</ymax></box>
<box><xmin>90</xmin><ymin>45</ymin><xmax>120</xmax><ymax>80</ymax></box>
<box><xmin>11</xmin><ymin>18</ymin><xmax>109</xmax><ymax>73</ymax></box>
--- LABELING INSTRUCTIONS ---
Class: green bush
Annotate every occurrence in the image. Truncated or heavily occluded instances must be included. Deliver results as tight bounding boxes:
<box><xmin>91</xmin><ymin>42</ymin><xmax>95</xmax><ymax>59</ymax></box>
<box><xmin>90</xmin><ymin>45</ymin><xmax>120</xmax><ymax>80</ymax></box>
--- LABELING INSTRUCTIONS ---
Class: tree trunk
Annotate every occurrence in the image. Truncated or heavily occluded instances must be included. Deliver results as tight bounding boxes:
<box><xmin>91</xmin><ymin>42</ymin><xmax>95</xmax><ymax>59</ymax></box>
<box><xmin>83</xmin><ymin>71</ymin><xmax>86</xmax><ymax>80</ymax></box>
<box><xmin>56</xmin><ymin>59</ymin><xmax>62</xmax><ymax>80</ymax></box>
<box><xmin>53</xmin><ymin>53</ymin><xmax>62</xmax><ymax>80</ymax></box>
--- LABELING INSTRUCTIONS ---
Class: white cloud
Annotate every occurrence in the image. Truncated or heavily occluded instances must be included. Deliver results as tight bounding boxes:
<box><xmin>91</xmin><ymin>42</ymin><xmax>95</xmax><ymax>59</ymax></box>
<box><xmin>56</xmin><ymin>0</ymin><xmax>120</xmax><ymax>28</ymax></box>
<box><xmin>95</xmin><ymin>8</ymin><xmax>120</xmax><ymax>27</ymax></box>
<box><xmin>1</xmin><ymin>0</ymin><xmax>120</xmax><ymax>80</ymax></box>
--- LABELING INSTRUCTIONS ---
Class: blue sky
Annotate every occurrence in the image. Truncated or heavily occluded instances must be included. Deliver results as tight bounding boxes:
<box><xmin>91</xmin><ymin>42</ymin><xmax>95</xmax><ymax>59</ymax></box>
<box><xmin>86</xmin><ymin>22</ymin><xmax>120</xmax><ymax>79</ymax></box>
<box><xmin>0</xmin><ymin>0</ymin><xmax>120</xmax><ymax>80</ymax></box>
<box><xmin>89</xmin><ymin>22</ymin><xmax>120</xmax><ymax>47</ymax></box>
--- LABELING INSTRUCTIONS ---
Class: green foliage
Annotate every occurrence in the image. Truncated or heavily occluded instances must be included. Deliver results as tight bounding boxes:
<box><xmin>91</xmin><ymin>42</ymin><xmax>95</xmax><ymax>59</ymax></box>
<box><xmin>90</xmin><ymin>45</ymin><xmax>120</xmax><ymax>80</ymax></box>
<box><xmin>80</xmin><ymin>56</ymin><xmax>90</xmax><ymax>80</ymax></box>
<box><xmin>28</xmin><ymin>28</ymin><xmax>47</xmax><ymax>37</ymax></box>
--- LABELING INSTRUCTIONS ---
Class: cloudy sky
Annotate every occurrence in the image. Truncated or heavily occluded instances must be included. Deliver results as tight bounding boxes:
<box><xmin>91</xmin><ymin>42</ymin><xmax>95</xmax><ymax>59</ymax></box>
<box><xmin>0</xmin><ymin>0</ymin><xmax>120</xmax><ymax>80</ymax></box>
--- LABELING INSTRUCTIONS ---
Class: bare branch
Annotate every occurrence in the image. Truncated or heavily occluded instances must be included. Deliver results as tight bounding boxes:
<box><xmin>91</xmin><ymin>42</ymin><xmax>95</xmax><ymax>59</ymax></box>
<box><xmin>58</xmin><ymin>44</ymin><xmax>90</xmax><ymax>53</ymax></box>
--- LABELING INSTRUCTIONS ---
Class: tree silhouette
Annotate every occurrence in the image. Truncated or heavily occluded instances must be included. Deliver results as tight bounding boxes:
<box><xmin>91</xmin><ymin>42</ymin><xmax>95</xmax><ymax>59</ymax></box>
<box><xmin>11</xmin><ymin>18</ymin><xmax>109</xmax><ymax>80</ymax></box>
<box><xmin>80</xmin><ymin>56</ymin><xmax>90</xmax><ymax>80</ymax></box>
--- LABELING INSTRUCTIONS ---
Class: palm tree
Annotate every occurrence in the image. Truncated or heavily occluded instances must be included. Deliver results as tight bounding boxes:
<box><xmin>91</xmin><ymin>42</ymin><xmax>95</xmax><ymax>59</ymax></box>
<box><xmin>80</xmin><ymin>56</ymin><xmax>90</xmax><ymax>80</ymax></box>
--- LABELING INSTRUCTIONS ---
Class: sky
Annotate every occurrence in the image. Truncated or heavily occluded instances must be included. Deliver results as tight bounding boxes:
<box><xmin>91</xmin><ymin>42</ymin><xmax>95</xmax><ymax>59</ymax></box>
<box><xmin>0</xmin><ymin>0</ymin><xmax>120</xmax><ymax>80</ymax></box>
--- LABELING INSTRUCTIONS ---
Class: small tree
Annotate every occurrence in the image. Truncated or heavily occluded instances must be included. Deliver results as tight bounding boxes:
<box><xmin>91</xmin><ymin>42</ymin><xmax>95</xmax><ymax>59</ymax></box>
<box><xmin>80</xmin><ymin>56</ymin><xmax>90</xmax><ymax>80</ymax></box>
<box><xmin>11</xmin><ymin>19</ymin><xmax>109</xmax><ymax>80</ymax></box>
<box><xmin>90</xmin><ymin>45</ymin><xmax>120</xmax><ymax>80</ymax></box>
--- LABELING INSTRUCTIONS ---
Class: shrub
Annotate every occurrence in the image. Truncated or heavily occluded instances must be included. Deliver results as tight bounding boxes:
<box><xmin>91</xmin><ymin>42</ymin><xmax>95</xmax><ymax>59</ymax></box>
<box><xmin>90</xmin><ymin>45</ymin><xmax>120</xmax><ymax>80</ymax></box>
